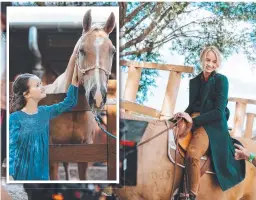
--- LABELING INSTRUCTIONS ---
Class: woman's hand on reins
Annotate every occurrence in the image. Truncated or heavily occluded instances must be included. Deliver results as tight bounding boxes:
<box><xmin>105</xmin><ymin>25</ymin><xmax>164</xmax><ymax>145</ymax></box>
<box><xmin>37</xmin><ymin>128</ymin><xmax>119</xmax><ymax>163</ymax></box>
<box><xmin>174</xmin><ymin>112</ymin><xmax>193</xmax><ymax>123</ymax></box>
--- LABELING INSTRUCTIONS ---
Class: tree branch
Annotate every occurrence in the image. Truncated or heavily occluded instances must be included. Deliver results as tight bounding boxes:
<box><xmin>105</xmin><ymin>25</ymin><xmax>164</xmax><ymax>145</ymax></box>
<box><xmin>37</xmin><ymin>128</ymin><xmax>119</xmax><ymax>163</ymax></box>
<box><xmin>119</xmin><ymin>2</ymin><xmax>127</xmax><ymax>28</ymax></box>
<box><xmin>120</xmin><ymin>3</ymin><xmax>164</xmax><ymax>52</ymax></box>
<box><xmin>124</xmin><ymin>3</ymin><xmax>149</xmax><ymax>25</ymax></box>
<box><xmin>120</xmin><ymin>47</ymin><xmax>154</xmax><ymax>57</ymax></box>
<box><xmin>124</xmin><ymin>4</ymin><xmax>157</xmax><ymax>36</ymax></box>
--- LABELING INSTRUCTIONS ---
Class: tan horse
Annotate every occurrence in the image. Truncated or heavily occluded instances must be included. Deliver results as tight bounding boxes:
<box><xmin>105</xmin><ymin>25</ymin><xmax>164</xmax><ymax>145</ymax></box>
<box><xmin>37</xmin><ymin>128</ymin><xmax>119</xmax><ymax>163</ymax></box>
<box><xmin>41</xmin><ymin>9</ymin><xmax>116</xmax><ymax>180</ymax></box>
<box><xmin>115</xmin><ymin>113</ymin><xmax>256</xmax><ymax>200</ymax></box>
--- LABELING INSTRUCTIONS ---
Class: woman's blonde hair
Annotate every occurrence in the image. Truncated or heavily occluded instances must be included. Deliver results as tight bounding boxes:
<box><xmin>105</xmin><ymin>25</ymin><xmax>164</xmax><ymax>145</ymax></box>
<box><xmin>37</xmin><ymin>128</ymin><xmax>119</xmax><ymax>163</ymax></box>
<box><xmin>200</xmin><ymin>46</ymin><xmax>222</xmax><ymax>71</ymax></box>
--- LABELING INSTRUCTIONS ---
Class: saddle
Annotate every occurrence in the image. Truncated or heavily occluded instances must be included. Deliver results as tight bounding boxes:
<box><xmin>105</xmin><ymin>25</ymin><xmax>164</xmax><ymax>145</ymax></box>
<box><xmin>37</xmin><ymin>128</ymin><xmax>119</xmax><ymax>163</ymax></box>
<box><xmin>172</xmin><ymin>113</ymin><xmax>213</xmax><ymax>177</ymax></box>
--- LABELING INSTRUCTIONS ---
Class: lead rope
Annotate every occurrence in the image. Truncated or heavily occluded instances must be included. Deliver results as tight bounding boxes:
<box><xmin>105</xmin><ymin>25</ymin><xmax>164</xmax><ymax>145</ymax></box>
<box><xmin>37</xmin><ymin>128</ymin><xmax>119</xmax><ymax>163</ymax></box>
<box><xmin>93</xmin><ymin>112</ymin><xmax>116</xmax><ymax>139</ymax></box>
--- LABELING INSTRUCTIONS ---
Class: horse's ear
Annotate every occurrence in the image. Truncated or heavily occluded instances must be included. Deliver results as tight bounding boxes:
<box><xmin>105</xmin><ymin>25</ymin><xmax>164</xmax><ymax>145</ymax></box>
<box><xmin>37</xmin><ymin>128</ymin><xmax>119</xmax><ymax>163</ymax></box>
<box><xmin>104</xmin><ymin>12</ymin><xmax>115</xmax><ymax>35</ymax></box>
<box><xmin>83</xmin><ymin>9</ymin><xmax>92</xmax><ymax>34</ymax></box>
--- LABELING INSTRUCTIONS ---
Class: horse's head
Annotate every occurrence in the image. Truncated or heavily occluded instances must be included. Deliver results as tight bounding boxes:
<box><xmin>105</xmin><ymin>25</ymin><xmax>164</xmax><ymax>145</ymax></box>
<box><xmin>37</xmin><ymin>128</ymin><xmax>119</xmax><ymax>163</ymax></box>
<box><xmin>76</xmin><ymin>10</ymin><xmax>116</xmax><ymax>111</ymax></box>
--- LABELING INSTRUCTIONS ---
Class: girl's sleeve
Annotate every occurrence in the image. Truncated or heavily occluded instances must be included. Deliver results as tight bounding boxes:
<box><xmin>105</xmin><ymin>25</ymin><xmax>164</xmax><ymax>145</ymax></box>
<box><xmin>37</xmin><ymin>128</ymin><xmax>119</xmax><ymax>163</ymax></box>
<box><xmin>45</xmin><ymin>84</ymin><xmax>78</xmax><ymax>119</ymax></box>
<box><xmin>9</xmin><ymin>114</ymin><xmax>20</xmax><ymax>177</ymax></box>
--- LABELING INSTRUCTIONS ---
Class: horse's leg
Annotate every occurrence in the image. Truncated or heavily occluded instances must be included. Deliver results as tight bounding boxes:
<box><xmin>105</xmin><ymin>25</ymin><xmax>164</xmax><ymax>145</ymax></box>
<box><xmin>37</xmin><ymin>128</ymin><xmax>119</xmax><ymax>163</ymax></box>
<box><xmin>63</xmin><ymin>162</ymin><xmax>69</xmax><ymax>180</ymax></box>
<box><xmin>50</xmin><ymin>162</ymin><xmax>59</xmax><ymax>180</ymax></box>
<box><xmin>78</xmin><ymin>162</ymin><xmax>88</xmax><ymax>180</ymax></box>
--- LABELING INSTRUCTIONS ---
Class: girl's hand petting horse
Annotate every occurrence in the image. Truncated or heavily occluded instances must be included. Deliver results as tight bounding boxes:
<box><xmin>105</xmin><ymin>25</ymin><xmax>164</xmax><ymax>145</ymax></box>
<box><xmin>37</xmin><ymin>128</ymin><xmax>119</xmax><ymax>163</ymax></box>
<box><xmin>72</xmin><ymin>64</ymin><xmax>79</xmax><ymax>87</ymax></box>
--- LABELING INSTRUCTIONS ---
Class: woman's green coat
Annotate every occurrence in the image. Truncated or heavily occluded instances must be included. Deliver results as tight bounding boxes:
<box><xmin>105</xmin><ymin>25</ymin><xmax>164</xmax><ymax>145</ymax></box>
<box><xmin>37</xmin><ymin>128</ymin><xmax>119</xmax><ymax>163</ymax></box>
<box><xmin>185</xmin><ymin>72</ymin><xmax>245</xmax><ymax>191</ymax></box>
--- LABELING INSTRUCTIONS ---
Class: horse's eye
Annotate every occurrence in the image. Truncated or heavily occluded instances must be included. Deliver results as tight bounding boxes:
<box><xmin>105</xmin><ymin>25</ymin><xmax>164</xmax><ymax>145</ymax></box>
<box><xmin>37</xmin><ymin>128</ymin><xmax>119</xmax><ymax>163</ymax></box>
<box><xmin>79</xmin><ymin>49</ymin><xmax>85</xmax><ymax>55</ymax></box>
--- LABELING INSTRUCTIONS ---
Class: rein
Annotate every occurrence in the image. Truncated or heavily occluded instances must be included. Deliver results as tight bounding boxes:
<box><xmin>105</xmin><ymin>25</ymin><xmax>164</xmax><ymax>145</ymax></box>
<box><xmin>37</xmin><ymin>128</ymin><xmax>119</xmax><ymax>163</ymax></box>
<box><xmin>136</xmin><ymin>117</ymin><xmax>182</xmax><ymax>147</ymax></box>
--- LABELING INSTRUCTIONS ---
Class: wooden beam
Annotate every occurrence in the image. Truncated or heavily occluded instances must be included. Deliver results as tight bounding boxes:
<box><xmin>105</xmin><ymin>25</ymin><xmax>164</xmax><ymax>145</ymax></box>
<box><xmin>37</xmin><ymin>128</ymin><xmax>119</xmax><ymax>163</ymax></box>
<box><xmin>244</xmin><ymin>113</ymin><xmax>255</xmax><ymax>138</ymax></box>
<box><xmin>229</xmin><ymin>97</ymin><xmax>256</xmax><ymax>105</ymax></box>
<box><xmin>107</xmin><ymin>80</ymin><xmax>116</xmax><ymax>99</ymax></box>
<box><xmin>231</xmin><ymin>102</ymin><xmax>247</xmax><ymax>137</ymax></box>
<box><xmin>49</xmin><ymin>144</ymin><xmax>107</xmax><ymax>162</ymax></box>
<box><xmin>107</xmin><ymin>104</ymin><xmax>117</xmax><ymax>180</ymax></box>
<box><xmin>120</xmin><ymin>60</ymin><xmax>193</xmax><ymax>73</ymax></box>
<box><xmin>121</xmin><ymin>100</ymin><xmax>161</xmax><ymax>118</ymax></box>
<box><xmin>160</xmin><ymin>71</ymin><xmax>182</xmax><ymax>119</ymax></box>
<box><xmin>123</xmin><ymin>65</ymin><xmax>142</xmax><ymax>102</ymax></box>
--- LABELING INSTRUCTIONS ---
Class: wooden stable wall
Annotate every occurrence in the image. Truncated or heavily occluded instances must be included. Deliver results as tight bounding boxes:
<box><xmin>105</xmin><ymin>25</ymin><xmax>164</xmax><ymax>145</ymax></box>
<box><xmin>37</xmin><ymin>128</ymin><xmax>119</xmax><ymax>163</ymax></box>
<box><xmin>9</xmin><ymin>26</ymin><xmax>117</xmax><ymax>82</ymax></box>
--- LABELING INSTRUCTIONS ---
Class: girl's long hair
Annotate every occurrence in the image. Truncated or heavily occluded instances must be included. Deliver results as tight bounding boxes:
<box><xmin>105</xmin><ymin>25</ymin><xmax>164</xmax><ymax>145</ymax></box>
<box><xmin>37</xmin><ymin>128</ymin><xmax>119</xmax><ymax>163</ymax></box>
<box><xmin>10</xmin><ymin>73</ymin><xmax>35</xmax><ymax>113</ymax></box>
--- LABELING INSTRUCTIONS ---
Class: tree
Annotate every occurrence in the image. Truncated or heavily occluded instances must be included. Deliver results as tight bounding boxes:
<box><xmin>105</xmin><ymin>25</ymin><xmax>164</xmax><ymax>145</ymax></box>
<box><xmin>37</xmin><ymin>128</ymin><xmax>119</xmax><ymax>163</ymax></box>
<box><xmin>120</xmin><ymin>2</ymin><xmax>256</xmax><ymax>103</ymax></box>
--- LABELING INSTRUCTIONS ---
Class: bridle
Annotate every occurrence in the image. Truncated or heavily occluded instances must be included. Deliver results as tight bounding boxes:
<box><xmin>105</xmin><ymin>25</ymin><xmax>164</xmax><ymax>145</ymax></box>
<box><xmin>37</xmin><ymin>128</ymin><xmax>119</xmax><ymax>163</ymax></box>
<box><xmin>75</xmin><ymin>36</ymin><xmax>116</xmax><ymax>139</ymax></box>
<box><xmin>76</xmin><ymin>57</ymin><xmax>111</xmax><ymax>76</ymax></box>
<box><xmin>75</xmin><ymin>37</ymin><xmax>112</xmax><ymax>77</ymax></box>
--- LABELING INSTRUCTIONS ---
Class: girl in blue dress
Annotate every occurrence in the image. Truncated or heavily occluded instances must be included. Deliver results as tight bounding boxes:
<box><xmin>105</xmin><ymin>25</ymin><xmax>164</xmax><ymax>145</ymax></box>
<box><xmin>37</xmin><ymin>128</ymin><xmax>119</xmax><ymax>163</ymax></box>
<box><xmin>9</xmin><ymin>57</ymin><xmax>79</xmax><ymax>180</ymax></box>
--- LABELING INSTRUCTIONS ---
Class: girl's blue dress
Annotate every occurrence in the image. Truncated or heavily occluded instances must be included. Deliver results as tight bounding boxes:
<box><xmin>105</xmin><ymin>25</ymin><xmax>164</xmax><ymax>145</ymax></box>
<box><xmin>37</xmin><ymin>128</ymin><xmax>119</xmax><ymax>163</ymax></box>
<box><xmin>9</xmin><ymin>84</ymin><xmax>78</xmax><ymax>180</ymax></box>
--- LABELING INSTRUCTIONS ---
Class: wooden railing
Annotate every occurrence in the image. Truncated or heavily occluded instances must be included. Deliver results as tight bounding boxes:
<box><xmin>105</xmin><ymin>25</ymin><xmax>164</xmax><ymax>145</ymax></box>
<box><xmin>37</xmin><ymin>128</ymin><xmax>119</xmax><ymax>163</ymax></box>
<box><xmin>120</xmin><ymin>60</ymin><xmax>193</xmax><ymax>119</ymax></box>
<box><xmin>229</xmin><ymin>97</ymin><xmax>256</xmax><ymax>138</ymax></box>
<box><xmin>244</xmin><ymin>113</ymin><xmax>256</xmax><ymax>138</ymax></box>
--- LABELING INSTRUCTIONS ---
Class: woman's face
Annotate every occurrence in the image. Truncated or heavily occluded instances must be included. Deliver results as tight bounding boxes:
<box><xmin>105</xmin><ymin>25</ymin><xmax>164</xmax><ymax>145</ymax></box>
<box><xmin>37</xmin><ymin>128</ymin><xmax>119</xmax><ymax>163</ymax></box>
<box><xmin>25</xmin><ymin>76</ymin><xmax>46</xmax><ymax>101</ymax></box>
<box><xmin>203</xmin><ymin>50</ymin><xmax>219</xmax><ymax>73</ymax></box>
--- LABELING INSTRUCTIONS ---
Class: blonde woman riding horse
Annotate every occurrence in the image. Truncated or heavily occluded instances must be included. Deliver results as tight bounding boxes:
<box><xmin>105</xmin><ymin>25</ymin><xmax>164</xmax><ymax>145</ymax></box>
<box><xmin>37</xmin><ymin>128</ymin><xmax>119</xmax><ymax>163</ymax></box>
<box><xmin>174</xmin><ymin>46</ymin><xmax>245</xmax><ymax>200</ymax></box>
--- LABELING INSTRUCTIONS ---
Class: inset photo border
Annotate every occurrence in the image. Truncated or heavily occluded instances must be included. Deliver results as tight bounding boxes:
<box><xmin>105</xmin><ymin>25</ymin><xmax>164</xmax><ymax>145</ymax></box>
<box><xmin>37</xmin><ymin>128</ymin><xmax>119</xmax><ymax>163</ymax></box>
<box><xmin>6</xmin><ymin>6</ymin><xmax>119</xmax><ymax>184</ymax></box>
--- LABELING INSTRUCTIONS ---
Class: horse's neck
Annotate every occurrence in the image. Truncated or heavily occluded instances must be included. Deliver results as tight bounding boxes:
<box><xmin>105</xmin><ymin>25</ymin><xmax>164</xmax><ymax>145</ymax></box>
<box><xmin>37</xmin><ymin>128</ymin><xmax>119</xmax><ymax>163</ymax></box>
<box><xmin>44</xmin><ymin>72</ymin><xmax>68</xmax><ymax>94</ymax></box>
<box><xmin>44</xmin><ymin>52</ymin><xmax>76</xmax><ymax>94</ymax></box>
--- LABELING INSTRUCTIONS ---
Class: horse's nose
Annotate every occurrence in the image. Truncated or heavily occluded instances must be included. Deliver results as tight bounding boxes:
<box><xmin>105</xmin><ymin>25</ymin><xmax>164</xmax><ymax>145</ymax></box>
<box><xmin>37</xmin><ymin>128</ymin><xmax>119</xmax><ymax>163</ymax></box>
<box><xmin>94</xmin><ymin>87</ymin><xmax>103</xmax><ymax>108</ymax></box>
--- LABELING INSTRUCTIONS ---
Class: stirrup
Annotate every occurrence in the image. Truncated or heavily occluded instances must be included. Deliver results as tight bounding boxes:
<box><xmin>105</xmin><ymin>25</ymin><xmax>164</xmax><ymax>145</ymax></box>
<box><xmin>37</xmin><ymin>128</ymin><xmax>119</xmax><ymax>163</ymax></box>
<box><xmin>179</xmin><ymin>193</ymin><xmax>190</xmax><ymax>200</ymax></box>
<box><xmin>180</xmin><ymin>193</ymin><xmax>190</xmax><ymax>198</ymax></box>
<box><xmin>179</xmin><ymin>193</ymin><xmax>196</xmax><ymax>200</ymax></box>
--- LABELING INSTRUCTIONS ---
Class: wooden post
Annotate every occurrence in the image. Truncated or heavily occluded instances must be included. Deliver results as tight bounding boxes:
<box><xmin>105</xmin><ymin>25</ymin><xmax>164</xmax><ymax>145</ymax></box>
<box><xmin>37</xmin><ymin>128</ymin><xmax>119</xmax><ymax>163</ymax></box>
<box><xmin>231</xmin><ymin>102</ymin><xmax>247</xmax><ymax>137</ymax></box>
<box><xmin>160</xmin><ymin>71</ymin><xmax>182</xmax><ymax>120</ymax></box>
<box><xmin>107</xmin><ymin>80</ymin><xmax>116</xmax><ymax>99</ymax></box>
<box><xmin>107</xmin><ymin>104</ymin><xmax>117</xmax><ymax>180</ymax></box>
<box><xmin>244</xmin><ymin>113</ymin><xmax>255</xmax><ymax>138</ymax></box>
<box><xmin>123</xmin><ymin>66</ymin><xmax>142</xmax><ymax>102</ymax></box>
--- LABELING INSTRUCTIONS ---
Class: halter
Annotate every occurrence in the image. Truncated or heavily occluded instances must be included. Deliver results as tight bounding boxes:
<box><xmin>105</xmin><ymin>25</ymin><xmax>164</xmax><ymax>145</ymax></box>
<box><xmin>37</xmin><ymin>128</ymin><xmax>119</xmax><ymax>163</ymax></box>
<box><xmin>75</xmin><ymin>36</ymin><xmax>116</xmax><ymax>139</ymax></box>
<box><xmin>75</xmin><ymin>38</ymin><xmax>111</xmax><ymax>76</ymax></box>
